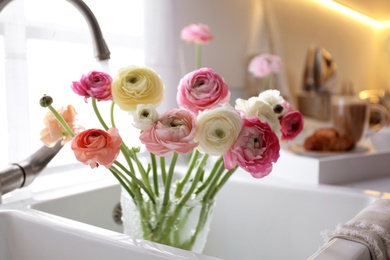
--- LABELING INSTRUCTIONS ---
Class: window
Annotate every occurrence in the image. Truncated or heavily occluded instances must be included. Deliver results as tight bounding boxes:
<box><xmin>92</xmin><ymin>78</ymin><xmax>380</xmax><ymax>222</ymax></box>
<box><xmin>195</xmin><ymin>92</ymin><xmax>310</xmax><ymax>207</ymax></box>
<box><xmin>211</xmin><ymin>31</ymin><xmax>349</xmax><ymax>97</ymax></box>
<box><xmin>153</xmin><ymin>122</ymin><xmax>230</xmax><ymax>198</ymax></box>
<box><xmin>0</xmin><ymin>0</ymin><xmax>144</xmax><ymax>169</ymax></box>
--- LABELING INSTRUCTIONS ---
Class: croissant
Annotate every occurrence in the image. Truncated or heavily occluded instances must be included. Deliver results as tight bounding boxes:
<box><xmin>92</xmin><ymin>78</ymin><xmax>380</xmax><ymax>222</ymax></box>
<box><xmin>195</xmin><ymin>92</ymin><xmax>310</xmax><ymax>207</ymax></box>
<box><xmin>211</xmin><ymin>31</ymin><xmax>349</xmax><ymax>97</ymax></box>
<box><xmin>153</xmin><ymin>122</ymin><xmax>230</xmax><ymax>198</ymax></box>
<box><xmin>303</xmin><ymin>128</ymin><xmax>355</xmax><ymax>152</ymax></box>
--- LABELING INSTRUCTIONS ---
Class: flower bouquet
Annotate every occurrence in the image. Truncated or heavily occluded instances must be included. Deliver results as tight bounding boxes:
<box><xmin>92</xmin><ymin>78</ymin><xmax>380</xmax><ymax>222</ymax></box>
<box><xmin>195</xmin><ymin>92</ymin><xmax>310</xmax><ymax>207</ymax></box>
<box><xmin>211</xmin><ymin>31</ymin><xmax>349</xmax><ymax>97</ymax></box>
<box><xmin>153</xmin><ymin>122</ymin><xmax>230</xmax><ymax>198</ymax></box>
<box><xmin>39</xmin><ymin>24</ymin><xmax>303</xmax><ymax>254</ymax></box>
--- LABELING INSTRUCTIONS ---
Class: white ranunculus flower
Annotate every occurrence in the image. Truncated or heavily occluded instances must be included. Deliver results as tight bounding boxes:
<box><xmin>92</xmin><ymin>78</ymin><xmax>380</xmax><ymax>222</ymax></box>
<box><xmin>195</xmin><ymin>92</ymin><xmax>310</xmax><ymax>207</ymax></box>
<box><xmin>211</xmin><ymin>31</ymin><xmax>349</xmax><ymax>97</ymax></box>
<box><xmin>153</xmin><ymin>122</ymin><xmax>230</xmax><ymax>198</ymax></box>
<box><xmin>196</xmin><ymin>104</ymin><xmax>242</xmax><ymax>156</ymax></box>
<box><xmin>246</xmin><ymin>98</ymin><xmax>281</xmax><ymax>135</ymax></box>
<box><xmin>132</xmin><ymin>104</ymin><xmax>159</xmax><ymax>130</ymax></box>
<box><xmin>258</xmin><ymin>89</ymin><xmax>284</xmax><ymax>107</ymax></box>
<box><xmin>234</xmin><ymin>98</ymin><xmax>249</xmax><ymax>113</ymax></box>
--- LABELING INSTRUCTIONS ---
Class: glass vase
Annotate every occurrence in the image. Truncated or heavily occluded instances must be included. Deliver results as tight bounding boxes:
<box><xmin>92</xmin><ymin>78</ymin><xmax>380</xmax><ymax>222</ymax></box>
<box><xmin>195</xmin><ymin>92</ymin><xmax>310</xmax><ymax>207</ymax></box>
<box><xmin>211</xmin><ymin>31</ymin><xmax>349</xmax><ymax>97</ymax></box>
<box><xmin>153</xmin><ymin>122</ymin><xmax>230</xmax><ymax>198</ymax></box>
<box><xmin>120</xmin><ymin>187</ymin><xmax>215</xmax><ymax>253</ymax></box>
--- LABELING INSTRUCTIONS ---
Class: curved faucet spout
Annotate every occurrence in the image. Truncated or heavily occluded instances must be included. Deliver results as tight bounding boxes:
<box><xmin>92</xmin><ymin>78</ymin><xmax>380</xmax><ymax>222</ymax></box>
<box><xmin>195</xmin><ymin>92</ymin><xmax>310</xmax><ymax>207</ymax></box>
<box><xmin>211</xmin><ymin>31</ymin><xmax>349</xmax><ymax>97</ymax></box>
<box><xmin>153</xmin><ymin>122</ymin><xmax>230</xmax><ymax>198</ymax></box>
<box><xmin>0</xmin><ymin>0</ymin><xmax>110</xmax><ymax>61</ymax></box>
<box><xmin>65</xmin><ymin>0</ymin><xmax>110</xmax><ymax>60</ymax></box>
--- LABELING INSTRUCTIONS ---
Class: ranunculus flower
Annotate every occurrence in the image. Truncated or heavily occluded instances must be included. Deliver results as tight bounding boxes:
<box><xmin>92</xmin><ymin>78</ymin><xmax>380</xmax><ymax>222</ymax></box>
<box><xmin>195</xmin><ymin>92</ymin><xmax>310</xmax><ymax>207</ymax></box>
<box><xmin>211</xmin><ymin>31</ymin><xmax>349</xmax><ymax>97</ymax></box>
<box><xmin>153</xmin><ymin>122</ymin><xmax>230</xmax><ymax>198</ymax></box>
<box><xmin>177</xmin><ymin>68</ymin><xmax>230</xmax><ymax>113</ymax></box>
<box><xmin>196</xmin><ymin>105</ymin><xmax>242</xmax><ymax>156</ymax></box>
<box><xmin>71</xmin><ymin>71</ymin><xmax>112</xmax><ymax>102</ymax></box>
<box><xmin>71</xmin><ymin>128</ymin><xmax>122</xmax><ymax>169</ymax></box>
<box><xmin>111</xmin><ymin>66</ymin><xmax>164</xmax><ymax>111</ymax></box>
<box><xmin>40</xmin><ymin>105</ymin><xmax>83</xmax><ymax>147</ymax></box>
<box><xmin>280</xmin><ymin>110</ymin><xmax>304</xmax><ymax>141</ymax></box>
<box><xmin>224</xmin><ymin>117</ymin><xmax>280</xmax><ymax>178</ymax></box>
<box><xmin>132</xmin><ymin>104</ymin><xmax>159</xmax><ymax>131</ymax></box>
<box><xmin>139</xmin><ymin>108</ymin><xmax>198</xmax><ymax>156</ymax></box>
<box><xmin>248</xmin><ymin>53</ymin><xmax>283</xmax><ymax>78</ymax></box>
<box><xmin>258</xmin><ymin>89</ymin><xmax>284</xmax><ymax>108</ymax></box>
<box><xmin>180</xmin><ymin>23</ymin><xmax>213</xmax><ymax>44</ymax></box>
<box><xmin>235</xmin><ymin>97</ymin><xmax>281</xmax><ymax>136</ymax></box>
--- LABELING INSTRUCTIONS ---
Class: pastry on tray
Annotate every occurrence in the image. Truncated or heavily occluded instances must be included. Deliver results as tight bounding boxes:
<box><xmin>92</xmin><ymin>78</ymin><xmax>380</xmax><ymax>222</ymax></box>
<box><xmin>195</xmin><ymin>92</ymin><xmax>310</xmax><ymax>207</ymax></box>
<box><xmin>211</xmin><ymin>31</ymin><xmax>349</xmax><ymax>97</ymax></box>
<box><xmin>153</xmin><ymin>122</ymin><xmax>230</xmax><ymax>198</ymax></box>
<box><xmin>303</xmin><ymin>128</ymin><xmax>355</xmax><ymax>152</ymax></box>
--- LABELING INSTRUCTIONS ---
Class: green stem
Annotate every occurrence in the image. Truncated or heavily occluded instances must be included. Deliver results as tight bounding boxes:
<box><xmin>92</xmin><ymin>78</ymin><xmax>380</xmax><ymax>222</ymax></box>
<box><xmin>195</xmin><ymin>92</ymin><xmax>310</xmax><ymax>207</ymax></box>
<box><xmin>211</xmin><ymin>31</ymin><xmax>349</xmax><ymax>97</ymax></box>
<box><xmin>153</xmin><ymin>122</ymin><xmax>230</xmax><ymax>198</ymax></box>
<box><xmin>202</xmin><ymin>162</ymin><xmax>226</xmax><ymax>202</ymax></box>
<box><xmin>155</xmin><ymin>154</ymin><xmax>209</xmax><ymax>246</ymax></box>
<box><xmin>112</xmin><ymin>162</ymin><xmax>155</xmax><ymax>204</ymax></box>
<box><xmin>132</xmin><ymin>153</ymin><xmax>154</xmax><ymax>198</ymax></box>
<box><xmin>151</xmin><ymin>153</ymin><xmax>159</xmax><ymax>196</ymax></box>
<box><xmin>110</xmin><ymin>101</ymin><xmax>116</xmax><ymax>127</ymax></box>
<box><xmin>119</xmin><ymin>144</ymin><xmax>136</xmax><ymax>174</ymax></box>
<box><xmin>195</xmin><ymin>43</ymin><xmax>201</xmax><ymax>69</ymax></box>
<box><xmin>162</xmin><ymin>152</ymin><xmax>179</xmax><ymax>206</ymax></box>
<box><xmin>160</xmin><ymin>156</ymin><xmax>167</xmax><ymax>184</ymax></box>
<box><xmin>174</xmin><ymin>150</ymin><xmax>199</xmax><ymax>198</ymax></box>
<box><xmin>92</xmin><ymin>98</ymin><xmax>109</xmax><ymax>130</ymax></box>
<box><xmin>108</xmin><ymin>101</ymin><xmax>136</xmax><ymax>175</ymax></box>
<box><xmin>195</xmin><ymin>156</ymin><xmax>224</xmax><ymax>195</ymax></box>
<box><xmin>263</xmin><ymin>75</ymin><xmax>270</xmax><ymax>90</ymax></box>
<box><xmin>152</xmin><ymin>153</ymin><xmax>179</xmax><ymax>239</ymax></box>
<box><xmin>185</xmin><ymin>200</ymin><xmax>213</xmax><ymax>249</ymax></box>
<box><xmin>109</xmin><ymin>167</ymin><xmax>135</xmax><ymax>200</ymax></box>
<box><xmin>47</xmin><ymin>105</ymin><xmax>75</xmax><ymax>137</ymax></box>
<box><xmin>178</xmin><ymin>154</ymin><xmax>209</xmax><ymax>206</ymax></box>
<box><xmin>209</xmin><ymin>166</ymin><xmax>237</xmax><ymax>200</ymax></box>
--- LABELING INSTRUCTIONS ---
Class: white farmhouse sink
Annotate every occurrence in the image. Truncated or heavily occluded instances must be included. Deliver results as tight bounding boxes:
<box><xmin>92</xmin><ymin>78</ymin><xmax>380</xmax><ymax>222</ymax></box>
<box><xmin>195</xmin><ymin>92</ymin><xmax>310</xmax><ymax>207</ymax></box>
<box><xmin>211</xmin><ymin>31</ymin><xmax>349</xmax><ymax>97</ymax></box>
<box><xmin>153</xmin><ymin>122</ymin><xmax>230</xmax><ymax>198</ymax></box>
<box><xmin>29</xmin><ymin>171</ymin><xmax>375</xmax><ymax>260</ymax></box>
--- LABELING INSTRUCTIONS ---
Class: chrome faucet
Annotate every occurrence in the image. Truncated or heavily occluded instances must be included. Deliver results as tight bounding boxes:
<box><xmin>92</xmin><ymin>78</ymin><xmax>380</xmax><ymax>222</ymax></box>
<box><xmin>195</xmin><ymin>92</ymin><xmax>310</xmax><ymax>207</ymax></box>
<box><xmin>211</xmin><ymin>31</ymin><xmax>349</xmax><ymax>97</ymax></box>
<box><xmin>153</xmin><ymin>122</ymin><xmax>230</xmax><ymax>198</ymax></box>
<box><xmin>0</xmin><ymin>0</ymin><xmax>110</xmax><ymax>203</ymax></box>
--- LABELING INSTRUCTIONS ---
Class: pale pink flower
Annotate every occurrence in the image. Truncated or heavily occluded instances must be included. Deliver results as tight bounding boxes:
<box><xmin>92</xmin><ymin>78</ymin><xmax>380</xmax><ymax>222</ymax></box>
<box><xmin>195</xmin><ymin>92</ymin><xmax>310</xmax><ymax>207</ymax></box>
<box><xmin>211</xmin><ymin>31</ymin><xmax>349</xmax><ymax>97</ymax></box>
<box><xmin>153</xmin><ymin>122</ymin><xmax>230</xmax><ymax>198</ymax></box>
<box><xmin>248</xmin><ymin>54</ymin><xmax>283</xmax><ymax>78</ymax></box>
<box><xmin>71</xmin><ymin>71</ymin><xmax>113</xmax><ymax>102</ymax></box>
<box><xmin>40</xmin><ymin>105</ymin><xmax>83</xmax><ymax>147</ymax></box>
<box><xmin>180</xmin><ymin>23</ymin><xmax>213</xmax><ymax>44</ymax></box>
<box><xmin>139</xmin><ymin>109</ymin><xmax>198</xmax><ymax>156</ymax></box>
<box><xmin>224</xmin><ymin>117</ymin><xmax>280</xmax><ymax>178</ymax></box>
<box><xmin>177</xmin><ymin>68</ymin><xmax>230</xmax><ymax>113</ymax></box>
<box><xmin>71</xmin><ymin>128</ymin><xmax>122</xmax><ymax>169</ymax></box>
<box><xmin>280</xmin><ymin>110</ymin><xmax>304</xmax><ymax>141</ymax></box>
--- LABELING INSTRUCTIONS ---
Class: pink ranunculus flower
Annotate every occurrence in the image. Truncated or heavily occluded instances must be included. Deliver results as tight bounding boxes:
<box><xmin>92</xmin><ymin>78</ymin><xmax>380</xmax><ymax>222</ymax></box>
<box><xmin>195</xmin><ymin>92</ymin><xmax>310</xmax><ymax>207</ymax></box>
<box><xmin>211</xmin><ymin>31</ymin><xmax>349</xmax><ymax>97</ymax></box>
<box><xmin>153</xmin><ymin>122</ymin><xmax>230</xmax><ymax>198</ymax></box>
<box><xmin>40</xmin><ymin>105</ymin><xmax>83</xmax><ymax>147</ymax></box>
<box><xmin>71</xmin><ymin>128</ymin><xmax>122</xmax><ymax>169</ymax></box>
<box><xmin>280</xmin><ymin>110</ymin><xmax>304</xmax><ymax>141</ymax></box>
<box><xmin>248</xmin><ymin>54</ymin><xmax>283</xmax><ymax>78</ymax></box>
<box><xmin>139</xmin><ymin>108</ymin><xmax>198</xmax><ymax>156</ymax></box>
<box><xmin>180</xmin><ymin>23</ymin><xmax>213</xmax><ymax>44</ymax></box>
<box><xmin>224</xmin><ymin>117</ymin><xmax>280</xmax><ymax>178</ymax></box>
<box><xmin>71</xmin><ymin>71</ymin><xmax>113</xmax><ymax>102</ymax></box>
<box><xmin>177</xmin><ymin>68</ymin><xmax>230</xmax><ymax>113</ymax></box>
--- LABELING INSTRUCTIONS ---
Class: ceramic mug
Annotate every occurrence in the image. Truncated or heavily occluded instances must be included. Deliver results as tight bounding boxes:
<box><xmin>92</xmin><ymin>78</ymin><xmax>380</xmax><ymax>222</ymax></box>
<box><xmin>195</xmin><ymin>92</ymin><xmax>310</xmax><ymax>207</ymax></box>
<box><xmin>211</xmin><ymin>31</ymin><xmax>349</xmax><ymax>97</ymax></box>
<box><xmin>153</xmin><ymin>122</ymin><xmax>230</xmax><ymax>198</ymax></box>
<box><xmin>331</xmin><ymin>95</ymin><xmax>388</xmax><ymax>146</ymax></box>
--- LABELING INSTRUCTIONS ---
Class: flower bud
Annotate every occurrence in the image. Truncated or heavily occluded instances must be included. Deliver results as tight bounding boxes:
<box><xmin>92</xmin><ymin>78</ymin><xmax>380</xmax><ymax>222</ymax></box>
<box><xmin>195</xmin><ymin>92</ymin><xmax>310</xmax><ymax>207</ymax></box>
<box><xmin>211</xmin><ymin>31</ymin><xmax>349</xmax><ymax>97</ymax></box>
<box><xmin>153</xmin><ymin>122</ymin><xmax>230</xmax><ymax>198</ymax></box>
<box><xmin>40</xmin><ymin>95</ymin><xmax>53</xmax><ymax>107</ymax></box>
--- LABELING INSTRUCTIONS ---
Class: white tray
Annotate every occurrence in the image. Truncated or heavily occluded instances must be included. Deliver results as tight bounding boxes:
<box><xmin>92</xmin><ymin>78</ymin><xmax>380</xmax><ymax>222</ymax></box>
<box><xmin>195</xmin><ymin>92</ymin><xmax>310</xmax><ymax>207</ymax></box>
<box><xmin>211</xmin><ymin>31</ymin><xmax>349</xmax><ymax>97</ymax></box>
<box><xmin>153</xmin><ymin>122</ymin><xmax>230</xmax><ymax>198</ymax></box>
<box><xmin>272</xmin><ymin>142</ymin><xmax>390</xmax><ymax>185</ymax></box>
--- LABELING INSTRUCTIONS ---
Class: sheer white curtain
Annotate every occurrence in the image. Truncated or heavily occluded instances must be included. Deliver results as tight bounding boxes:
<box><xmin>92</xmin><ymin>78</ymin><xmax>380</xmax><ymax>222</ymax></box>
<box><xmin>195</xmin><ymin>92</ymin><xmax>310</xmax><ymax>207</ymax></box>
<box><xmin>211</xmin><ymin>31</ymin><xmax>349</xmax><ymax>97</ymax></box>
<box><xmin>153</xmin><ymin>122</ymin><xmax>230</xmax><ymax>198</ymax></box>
<box><xmin>0</xmin><ymin>0</ymin><xmax>144</xmax><ymax>168</ymax></box>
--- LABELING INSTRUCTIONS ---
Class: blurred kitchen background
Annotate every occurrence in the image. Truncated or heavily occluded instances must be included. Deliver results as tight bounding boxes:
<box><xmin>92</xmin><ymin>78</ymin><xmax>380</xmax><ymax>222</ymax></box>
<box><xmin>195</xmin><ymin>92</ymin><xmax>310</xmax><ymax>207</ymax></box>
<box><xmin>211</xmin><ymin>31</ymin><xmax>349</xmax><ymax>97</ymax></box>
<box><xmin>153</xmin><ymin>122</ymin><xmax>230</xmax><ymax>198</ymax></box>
<box><xmin>1</xmin><ymin>0</ymin><xmax>389</xmax><ymax>171</ymax></box>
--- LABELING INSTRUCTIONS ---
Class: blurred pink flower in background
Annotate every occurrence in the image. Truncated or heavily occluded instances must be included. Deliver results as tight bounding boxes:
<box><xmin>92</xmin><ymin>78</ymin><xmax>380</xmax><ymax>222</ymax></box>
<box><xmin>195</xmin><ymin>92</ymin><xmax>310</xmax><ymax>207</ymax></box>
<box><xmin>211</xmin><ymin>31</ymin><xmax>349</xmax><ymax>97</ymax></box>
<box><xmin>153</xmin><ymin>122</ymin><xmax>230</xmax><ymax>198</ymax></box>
<box><xmin>181</xmin><ymin>23</ymin><xmax>213</xmax><ymax>44</ymax></box>
<box><xmin>248</xmin><ymin>54</ymin><xmax>283</xmax><ymax>78</ymax></box>
<box><xmin>177</xmin><ymin>67</ymin><xmax>230</xmax><ymax>113</ymax></box>
<box><xmin>71</xmin><ymin>128</ymin><xmax>122</xmax><ymax>169</ymax></box>
<box><xmin>71</xmin><ymin>71</ymin><xmax>112</xmax><ymax>102</ymax></box>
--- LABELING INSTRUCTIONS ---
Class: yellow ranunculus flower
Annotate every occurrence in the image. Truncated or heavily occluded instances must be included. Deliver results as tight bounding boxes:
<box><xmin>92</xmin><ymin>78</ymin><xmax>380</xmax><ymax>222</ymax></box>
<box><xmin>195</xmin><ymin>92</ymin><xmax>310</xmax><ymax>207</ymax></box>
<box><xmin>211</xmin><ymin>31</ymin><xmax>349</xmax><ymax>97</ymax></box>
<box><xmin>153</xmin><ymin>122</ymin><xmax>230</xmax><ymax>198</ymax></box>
<box><xmin>111</xmin><ymin>66</ymin><xmax>164</xmax><ymax>111</ymax></box>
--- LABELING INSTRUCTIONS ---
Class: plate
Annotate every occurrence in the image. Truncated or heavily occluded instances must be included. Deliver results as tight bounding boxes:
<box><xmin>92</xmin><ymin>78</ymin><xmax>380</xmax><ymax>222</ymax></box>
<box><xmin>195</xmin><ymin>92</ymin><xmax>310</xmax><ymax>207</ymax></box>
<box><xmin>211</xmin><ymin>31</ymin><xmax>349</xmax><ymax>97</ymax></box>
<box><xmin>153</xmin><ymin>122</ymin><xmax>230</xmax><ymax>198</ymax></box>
<box><xmin>288</xmin><ymin>143</ymin><xmax>370</xmax><ymax>158</ymax></box>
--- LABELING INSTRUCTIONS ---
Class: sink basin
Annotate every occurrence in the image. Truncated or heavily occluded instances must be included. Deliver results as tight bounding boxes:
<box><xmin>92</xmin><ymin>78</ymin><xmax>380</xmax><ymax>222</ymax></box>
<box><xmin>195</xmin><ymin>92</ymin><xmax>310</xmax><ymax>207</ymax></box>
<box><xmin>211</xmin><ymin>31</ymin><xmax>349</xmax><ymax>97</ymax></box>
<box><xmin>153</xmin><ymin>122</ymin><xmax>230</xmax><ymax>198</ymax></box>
<box><xmin>0</xmin><ymin>209</ymin><xmax>218</xmax><ymax>260</ymax></box>
<box><xmin>29</xmin><ymin>171</ymin><xmax>375</xmax><ymax>260</ymax></box>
